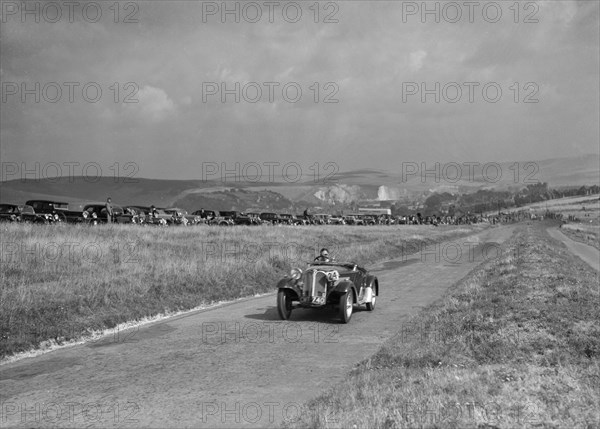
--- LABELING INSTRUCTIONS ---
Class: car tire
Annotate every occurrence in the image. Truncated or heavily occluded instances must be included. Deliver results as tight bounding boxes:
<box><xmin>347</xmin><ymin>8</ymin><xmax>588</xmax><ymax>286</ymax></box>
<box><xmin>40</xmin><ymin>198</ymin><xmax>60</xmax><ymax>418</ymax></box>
<box><xmin>277</xmin><ymin>290</ymin><xmax>293</xmax><ymax>320</ymax></box>
<box><xmin>366</xmin><ymin>292</ymin><xmax>376</xmax><ymax>311</ymax></box>
<box><xmin>339</xmin><ymin>291</ymin><xmax>353</xmax><ymax>323</ymax></box>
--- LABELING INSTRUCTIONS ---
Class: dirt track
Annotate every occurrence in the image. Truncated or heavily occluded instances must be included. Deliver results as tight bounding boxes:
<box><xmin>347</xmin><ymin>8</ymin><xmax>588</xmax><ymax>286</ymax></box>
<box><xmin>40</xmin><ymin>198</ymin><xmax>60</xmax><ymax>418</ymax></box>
<box><xmin>0</xmin><ymin>225</ymin><xmax>517</xmax><ymax>428</ymax></box>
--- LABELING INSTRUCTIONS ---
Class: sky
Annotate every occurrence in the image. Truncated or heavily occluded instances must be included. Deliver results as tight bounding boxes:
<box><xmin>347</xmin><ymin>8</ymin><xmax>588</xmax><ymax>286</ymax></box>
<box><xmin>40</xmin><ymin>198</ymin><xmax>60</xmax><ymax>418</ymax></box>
<box><xmin>1</xmin><ymin>0</ymin><xmax>599</xmax><ymax>180</ymax></box>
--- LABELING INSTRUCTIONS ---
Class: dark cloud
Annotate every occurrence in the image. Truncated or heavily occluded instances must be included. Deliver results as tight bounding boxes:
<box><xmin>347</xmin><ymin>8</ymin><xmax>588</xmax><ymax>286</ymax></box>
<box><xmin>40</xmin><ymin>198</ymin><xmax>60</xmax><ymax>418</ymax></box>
<box><xmin>1</xmin><ymin>1</ymin><xmax>598</xmax><ymax>179</ymax></box>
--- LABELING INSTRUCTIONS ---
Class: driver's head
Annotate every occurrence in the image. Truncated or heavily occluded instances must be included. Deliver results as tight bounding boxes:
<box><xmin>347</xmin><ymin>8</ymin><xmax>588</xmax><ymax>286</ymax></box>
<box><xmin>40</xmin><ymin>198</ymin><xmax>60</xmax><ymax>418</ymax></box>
<box><xmin>320</xmin><ymin>248</ymin><xmax>329</xmax><ymax>259</ymax></box>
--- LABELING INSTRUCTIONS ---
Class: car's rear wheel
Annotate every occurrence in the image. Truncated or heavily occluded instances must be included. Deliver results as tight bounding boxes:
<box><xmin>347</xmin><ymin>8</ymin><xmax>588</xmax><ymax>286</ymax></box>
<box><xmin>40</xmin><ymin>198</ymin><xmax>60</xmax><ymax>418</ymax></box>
<box><xmin>339</xmin><ymin>291</ymin><xmax>353</xmax><ymax>323</ymax></box>
<box><xmin>366</xmin><ymin>292</ymin><xmax>376</xmax><ymax>311</ymax></box>
<box><xmin>277</xmin><ymin>290</ymin><xmax>293</xmax><ymax>320</ymax></box>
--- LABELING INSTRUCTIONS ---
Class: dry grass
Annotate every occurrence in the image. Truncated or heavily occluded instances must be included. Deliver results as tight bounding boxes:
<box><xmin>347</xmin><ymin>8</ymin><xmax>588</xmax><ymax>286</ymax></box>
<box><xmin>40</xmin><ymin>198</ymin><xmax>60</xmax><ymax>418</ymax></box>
<box><xmin>0</xmin><ymin>223</ymin><xmax>479</xmax><ymax>358</ymax></box>
<box><xmin>560</xmin><ymin>223</ymin><xmax>600</xmax><ymax>250</ymax></box>
<box><xmin>287</xmin><ymin>222</ymin><xmax>599</xmax><ymax>428</ymax></box>
<box><xmin>515</xmin><ymin>193</ymin><xmax>600</xmax><ymax>249</ymax></box>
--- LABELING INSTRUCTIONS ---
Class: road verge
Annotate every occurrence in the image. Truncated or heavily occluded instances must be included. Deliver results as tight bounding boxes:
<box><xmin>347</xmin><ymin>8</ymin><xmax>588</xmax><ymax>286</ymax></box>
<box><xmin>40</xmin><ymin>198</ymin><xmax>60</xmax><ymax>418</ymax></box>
<box><xmin>287</xmin><ymin>221</ymin><xmax>599</xmax><ymax>428</ymax></box>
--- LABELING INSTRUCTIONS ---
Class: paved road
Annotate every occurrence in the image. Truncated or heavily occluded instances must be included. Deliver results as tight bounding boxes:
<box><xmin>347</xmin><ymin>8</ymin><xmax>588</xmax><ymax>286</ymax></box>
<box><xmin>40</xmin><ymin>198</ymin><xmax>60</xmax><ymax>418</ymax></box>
<box><xmin>547</xmin><ymin>227</ymin><xmax>599</xmax><ymax>271</ymax></box>
<box><xmin>0</xmin><ymin>225</ymin><xmax>516</xmax><ymax>428</ymax></box>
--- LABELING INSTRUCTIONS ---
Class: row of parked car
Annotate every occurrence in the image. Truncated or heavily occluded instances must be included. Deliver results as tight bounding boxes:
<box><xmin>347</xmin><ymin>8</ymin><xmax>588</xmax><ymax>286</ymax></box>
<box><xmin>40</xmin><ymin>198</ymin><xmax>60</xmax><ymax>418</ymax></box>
<box><xmin>0</xmin><ymin>200</ymin><xmax>409</xmax><ymax>226</ymax></box>
<box><xmin>0</xmin><ymin>200</ymin><xmax>201</xmax><ymax>226</ymax></box>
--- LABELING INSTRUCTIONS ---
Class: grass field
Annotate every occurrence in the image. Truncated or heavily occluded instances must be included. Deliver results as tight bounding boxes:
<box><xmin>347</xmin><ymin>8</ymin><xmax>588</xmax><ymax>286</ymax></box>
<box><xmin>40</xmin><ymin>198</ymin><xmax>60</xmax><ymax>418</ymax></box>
<box><xmin>0</xmin><ymin>223</ymin><xmax>481</xmax><ymax>359</ymax></box>
<box><xmin>288</xmin><ymin>221</ymin><xmax>599</xmax><ymax>428</ymax></box>
<box><xmin>544</xmin><ymin>194</ymin><xmax>599</xmax><ymax>250</ymax></box>
<box><xmin>506</xmin><ymin>194</ymin><xmax>600</xmax><ymax>250</ymax></box>
<box><xmin>515</xmin><ymin>194</ymin><xmax>599</xmax><ymax>223</ymax></box>
<box><xmin>561</xmin><ymin>223</ymin><xmax>600</xmax><ymax>250</ymax></box>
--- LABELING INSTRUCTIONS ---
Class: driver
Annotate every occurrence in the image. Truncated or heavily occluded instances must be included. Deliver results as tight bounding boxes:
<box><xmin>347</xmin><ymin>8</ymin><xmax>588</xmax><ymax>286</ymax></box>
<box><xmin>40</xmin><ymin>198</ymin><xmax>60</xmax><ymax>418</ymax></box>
<box><xmin>314</xmin><ymin>248</ymin><xmax>330</xmax><ymax>262</ymax></box>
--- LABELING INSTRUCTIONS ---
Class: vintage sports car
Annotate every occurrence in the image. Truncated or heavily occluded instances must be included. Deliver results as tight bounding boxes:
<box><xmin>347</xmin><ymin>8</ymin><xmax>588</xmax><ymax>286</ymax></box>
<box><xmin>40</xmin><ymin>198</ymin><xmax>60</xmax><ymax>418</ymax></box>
<box><xmin>276</xmin><ymin>261</ymin><xmax>379</xmax><ymax>323</ymax></box>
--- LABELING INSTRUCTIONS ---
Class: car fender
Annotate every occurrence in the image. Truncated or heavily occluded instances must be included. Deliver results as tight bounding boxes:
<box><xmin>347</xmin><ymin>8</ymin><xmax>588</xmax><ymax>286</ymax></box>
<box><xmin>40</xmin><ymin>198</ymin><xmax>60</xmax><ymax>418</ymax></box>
<box><xmin>332</xmin><ymin>280</ymin><xmax>357</xmax><ymax>301</ymax></box>
<box><xmin>366</xmin><ymin>275</ymin><xmax>379</xmax><ymax>296</ymax></box>
<box><xmin>277</xmin><ymin>278</ymin><xmax>301</xmax><ymax>300</ymax></box>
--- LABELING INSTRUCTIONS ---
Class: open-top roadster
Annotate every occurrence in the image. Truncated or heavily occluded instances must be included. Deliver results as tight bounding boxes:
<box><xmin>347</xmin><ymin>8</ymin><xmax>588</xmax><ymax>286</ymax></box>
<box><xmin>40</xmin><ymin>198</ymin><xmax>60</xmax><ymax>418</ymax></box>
<box><xmin>276</xmin><ymin>261</ymin><xmax>379</xmax><ymax>323</ymax></box>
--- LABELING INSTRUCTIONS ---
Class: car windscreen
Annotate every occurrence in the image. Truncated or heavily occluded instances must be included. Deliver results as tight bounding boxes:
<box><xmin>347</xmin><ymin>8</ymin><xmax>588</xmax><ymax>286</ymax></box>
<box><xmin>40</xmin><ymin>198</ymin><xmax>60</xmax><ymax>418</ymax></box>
<box><xmin>29</xmin><ymin>202</ymin><xmax>50</xmax><ymax>212</ymax></box>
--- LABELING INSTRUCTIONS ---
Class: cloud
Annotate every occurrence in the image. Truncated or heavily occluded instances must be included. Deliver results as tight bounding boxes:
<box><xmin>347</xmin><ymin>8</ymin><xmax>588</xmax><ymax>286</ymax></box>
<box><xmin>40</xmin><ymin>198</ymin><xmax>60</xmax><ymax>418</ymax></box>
<box><xmin>134</xmin><ymin>85</ymin><xmax>176</xmax><ymax>121</ymax></box>
<box><xmin>2</xmin><ymin>1</ymin><xmax>598</xmax><ymax>179</ymax></box>
<box><xmin>409</xmin><ymin>50</ymin><xmax>427</xmax><ymax>72</ymax></box>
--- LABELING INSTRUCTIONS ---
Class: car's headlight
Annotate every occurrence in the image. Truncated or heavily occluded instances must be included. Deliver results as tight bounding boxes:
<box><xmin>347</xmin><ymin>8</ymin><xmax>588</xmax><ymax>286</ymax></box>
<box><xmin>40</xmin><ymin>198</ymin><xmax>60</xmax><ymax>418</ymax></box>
<box><xmin>326</xmin><ymin>270</ymin><xmax>339</xmax><ymax>281</ymax></box>
<box><xmin>290</xmin><ymin>268</ymin><xmax>302</xmax><ymax>280</ymax></box>
<box><xmin>82</xmin><ymin>211</ymin><xmax>88</xmax><ymax>218</ymax></box>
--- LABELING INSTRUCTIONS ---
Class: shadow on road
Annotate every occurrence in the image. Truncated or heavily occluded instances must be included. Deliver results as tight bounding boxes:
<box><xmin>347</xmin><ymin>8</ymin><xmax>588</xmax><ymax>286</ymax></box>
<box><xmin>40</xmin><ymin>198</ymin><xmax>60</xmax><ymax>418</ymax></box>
<box><xmin>244</xmin><ymin>305</ymin><xmax>355</xmax><ymax>324</ymax></box>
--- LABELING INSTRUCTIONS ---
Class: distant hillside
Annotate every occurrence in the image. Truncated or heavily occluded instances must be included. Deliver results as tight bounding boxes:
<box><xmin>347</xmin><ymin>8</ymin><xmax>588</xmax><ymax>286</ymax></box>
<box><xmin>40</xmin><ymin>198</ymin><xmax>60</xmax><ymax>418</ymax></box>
<box><xmin>173</xmin><ymin>188</ymin><xmax>293</xmax><ymax>212</ymax></box>
<box><xmin>0</xmin><ymin>177</ymin><xmax>297</xmax><ymax>212</ymax></box>
<box><xmin>0</xmin><ymin>177</ymin><xmax>208</xmax><ymax>207</ymax></box>
<box><xmin>1</xmin><ymin>154</ymin><xmax>597</xmax><ymax>211</ymax></box>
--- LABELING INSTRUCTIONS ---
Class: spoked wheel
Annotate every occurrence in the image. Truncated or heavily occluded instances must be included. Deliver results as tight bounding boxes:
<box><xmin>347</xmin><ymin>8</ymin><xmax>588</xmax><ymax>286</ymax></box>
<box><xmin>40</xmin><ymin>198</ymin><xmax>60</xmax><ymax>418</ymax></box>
<box><xmin>339</xmin><ymin>291</ymin><xmax>354</xmax><ymax>323</ymax></box>
<box><xmin>277</xmin><ymin>290</ymin><xmax>293</xmax><ymax>320</ymax></box>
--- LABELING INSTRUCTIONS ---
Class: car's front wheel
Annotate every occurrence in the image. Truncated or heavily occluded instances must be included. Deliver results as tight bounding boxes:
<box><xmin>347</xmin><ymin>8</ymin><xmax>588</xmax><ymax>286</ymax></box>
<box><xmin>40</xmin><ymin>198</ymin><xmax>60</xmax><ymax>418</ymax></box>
<box><xmin>277</xmin><ymin>290</ymin><xmax>293</xmax><ymax>320</ymax></box>
<box><xmin>339</xmin><ymin>291</ymin><xmax>353</xmax><ymax>323</ymax></box>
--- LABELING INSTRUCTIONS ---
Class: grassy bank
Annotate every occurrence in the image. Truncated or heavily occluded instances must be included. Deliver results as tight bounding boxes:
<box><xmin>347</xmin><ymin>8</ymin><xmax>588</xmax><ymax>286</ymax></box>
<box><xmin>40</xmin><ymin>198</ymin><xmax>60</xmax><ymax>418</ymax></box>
<box><xmin>288</xmin><ymin>221</ymin><xmax>599</xmax><ymax>428</ymax></box>
<box><xmin>0</xmin><ymin>223</ymin><xmax>480</xmax><ymax>359</ymax></box>
<box><xmin>560</xmin><ymin>223</ymin><xmax>600</xmax><ymax>250</ymax></box>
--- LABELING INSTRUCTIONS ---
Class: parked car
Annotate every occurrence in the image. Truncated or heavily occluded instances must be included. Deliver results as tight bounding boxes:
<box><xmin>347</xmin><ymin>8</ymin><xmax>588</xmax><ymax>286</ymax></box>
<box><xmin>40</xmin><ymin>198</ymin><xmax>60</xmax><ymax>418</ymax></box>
<box><xmin>396</xmin><ymin>215</ymin><xmax>408</xmax><ymax>225</ymax></box>
<box><xmin>278</xmin><ymin>213</ymin><xmax>295</xmax><ymax>225</ymax></box>
<box><xmin>312</xmin><ymin>214</ymin><xmax>331</xmax><ymax>225</ymax></box>
<box><xmin>128</xmin><ymin>206</ymin><xmax>170</xmax><ymax>225</ymax></box>
<box><xmin>358</xmin><ymin>214</ymin><xmax>376</xmax><ymax>225</ymax></box>
<box><xmin>242</xmin><ymin>211</ymin><xmax>266</xmax><ymax>225</ymax></box>
<box><xmin>0</xmin><ymin>204</ymin><xmax>47</xmax><ymax>223</ymax></box>
<box><xmin>260</xmin><ymin>212</ymin><xmax>283</xmax><ymax>225</ymax></box>
<box><xmin>82</xmin><ymin>204</ymin><xmax>137</xmax><ymax>224</ymax></box>
<box><xmin>123</xmin><ymin>206</ymin><xmax>146</xmax><ymax>224</ymax></box>
<box><xmin>329</xmin><ymin>215</ymin><xmax>346</xmax><ymax>225</ymax></box>
<box><xmin>163</xmin><ymin>208</ymin><xmax>200</xmax><ymax>226</ymax></box>
<box><xmin>190</xmin><ymin>209</ymin><xmax>229</xmax><ymax>225</ymax></box>
<box><xmin>343</xmin><ymin>214</ymin><xmax>364</xmax><ymax>226</ymax></box>
<box><xmin>218</xmin><ymin>211</ymin><xmax>261</xmax><ymax>226</ymax></box>
<box><xmin>34</xmin><ymin>200</ymin><xmax>101</xmax><ymax>225</ymax></box>
<box><xmin>25</xmin><ymin>200</ymin><xmax>70</xmax><ymax>222</ymax></box>
<box><xmin>292</xmin><ymin>214</ymin><xmax>309</xmax><ymax>225</ymax></box>
<box><xmin>219</xmin><ymin>210</ymin><xmax>241</xmax><ymax>224</ymax></box>
<box><xmin>191</xmin><ymin>209</ymin><xmax>215</xmax><ymax>220</ymax></box>
<box><xmin>276</xmin><ymin>260</ymin><xmax>379</xmax><ymax>323</ymax></box>
<box><xmin>211</xmin><ymin>211</ymin><xmax>235</xmax><ymax>226</ymax></box>
<box><xmin>58</xmin><ymin>203</ymin><xmax>105</xmax><ymax>225</ymax></box>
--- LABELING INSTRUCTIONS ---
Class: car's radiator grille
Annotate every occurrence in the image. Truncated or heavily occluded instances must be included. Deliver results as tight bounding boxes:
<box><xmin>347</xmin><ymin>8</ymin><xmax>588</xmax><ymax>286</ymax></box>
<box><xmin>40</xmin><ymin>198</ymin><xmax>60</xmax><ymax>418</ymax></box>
<box><xmin>303</xmin><ymin>271</ymin><xmax>328</xmax><ymax>297</ymax></box>
<box><xmin>314</xmin><ymin>272</ymin><xmax>328</xmax><ymax>293</ymax></box>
